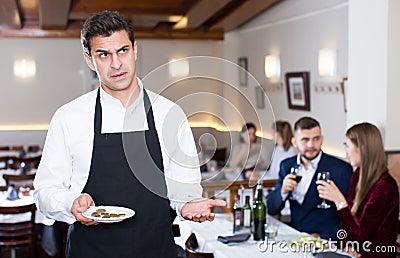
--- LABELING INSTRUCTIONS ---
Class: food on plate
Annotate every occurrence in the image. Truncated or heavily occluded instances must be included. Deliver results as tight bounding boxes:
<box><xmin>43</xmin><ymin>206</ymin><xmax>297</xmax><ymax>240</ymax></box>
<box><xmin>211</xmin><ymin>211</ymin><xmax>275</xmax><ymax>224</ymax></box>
<box><xmin>90</xmin><ymin>208</ymin><xmax>126</xmax><ymax>219</ymax></box>
<box><xmin>289</xmin><ymin>234</ymin><xmax>328</xmax><ymax>252</ymax></box>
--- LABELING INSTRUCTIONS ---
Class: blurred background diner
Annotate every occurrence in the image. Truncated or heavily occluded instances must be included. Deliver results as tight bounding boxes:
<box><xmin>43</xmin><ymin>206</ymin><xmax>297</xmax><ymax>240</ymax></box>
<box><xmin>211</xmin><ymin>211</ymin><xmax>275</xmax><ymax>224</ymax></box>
<box><xmin>265</xmin><ymin>120</ymin><xmax>297</xmax><ymax>179</ymax></box>
<box><xmin>1</xmin><ymin>0</ymin><xmax>400</xmax><ymax>257</ymax></box>
<box><xmin>227</xmin><ymin>123</ymin><xmax>269</xmax><ymax>180</ymax></box>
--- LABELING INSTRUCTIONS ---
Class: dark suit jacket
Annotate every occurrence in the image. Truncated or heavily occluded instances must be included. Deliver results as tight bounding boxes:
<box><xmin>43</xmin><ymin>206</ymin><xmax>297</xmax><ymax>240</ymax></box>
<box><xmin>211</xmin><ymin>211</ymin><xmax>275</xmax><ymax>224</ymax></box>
<box><xmin>267</xmin><ymin>152</ymin><xmax>353</xmax><ymax>240</ymax></box>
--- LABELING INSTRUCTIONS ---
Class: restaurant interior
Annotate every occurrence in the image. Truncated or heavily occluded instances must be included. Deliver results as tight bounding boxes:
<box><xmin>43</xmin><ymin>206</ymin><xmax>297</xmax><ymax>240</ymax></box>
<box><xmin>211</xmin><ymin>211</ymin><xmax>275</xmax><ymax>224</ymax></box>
<box><xmin>0</xmin><ymin>0</ymin><xmax>399</xmax><ymax>257</ymax></box>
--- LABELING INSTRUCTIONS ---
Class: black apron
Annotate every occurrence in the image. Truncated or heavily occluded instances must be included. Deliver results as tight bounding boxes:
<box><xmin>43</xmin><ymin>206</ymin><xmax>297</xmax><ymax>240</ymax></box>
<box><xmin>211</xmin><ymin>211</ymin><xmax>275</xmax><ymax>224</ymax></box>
<box><xmin>67</xmin><ymin>89</ymin><xmax>177</xmax><ymax>258</ymax></box>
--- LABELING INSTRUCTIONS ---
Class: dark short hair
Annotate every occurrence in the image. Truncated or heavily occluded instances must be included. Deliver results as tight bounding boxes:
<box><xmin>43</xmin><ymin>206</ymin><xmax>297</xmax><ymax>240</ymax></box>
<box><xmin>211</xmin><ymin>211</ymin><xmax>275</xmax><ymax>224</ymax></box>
<box><xmin>240</xmin><ymin>122</ymin><xmax>257</xmax><ymax>142</ymax></box>
<box><xmin>81</xmin><ymin>10</ymin><xmax>135</xmax><ymax>56</ymax></box>
<box><xmin>294</xmin><ymin>117</ymin><xmax>320</xmax><ymax>131</ymax></box>
<box><xmin>241</xmin><ymin>122</ymin><xmax>256</xmax><ymax>133</ymax></box>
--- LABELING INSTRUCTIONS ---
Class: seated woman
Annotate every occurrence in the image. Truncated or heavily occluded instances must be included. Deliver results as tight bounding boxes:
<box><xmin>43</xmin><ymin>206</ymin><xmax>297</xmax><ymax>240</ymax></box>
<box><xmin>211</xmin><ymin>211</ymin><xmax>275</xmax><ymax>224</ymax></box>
<box><xmin>228</xmin><ymin>123</ymin><xmax>268</xmax><ymax>180</ymax></box>
<box><xmin>317</xmin><ymin>122</ymin><xmax>399</xmax><ymax>258</ymax></box>
<box><xmin>266</xmin><ymin>120</ymin><xmax>297</xmax><ymax>179</ymax></box>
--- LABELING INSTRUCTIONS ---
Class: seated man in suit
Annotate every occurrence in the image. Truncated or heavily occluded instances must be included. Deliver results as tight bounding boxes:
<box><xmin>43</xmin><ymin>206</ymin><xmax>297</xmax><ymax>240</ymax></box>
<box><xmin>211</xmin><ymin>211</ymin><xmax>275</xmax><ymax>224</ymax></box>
<box><xmin>267</xmin><ymin>117</ymin><xmax>353</xmax><ymax>240</ymax></box>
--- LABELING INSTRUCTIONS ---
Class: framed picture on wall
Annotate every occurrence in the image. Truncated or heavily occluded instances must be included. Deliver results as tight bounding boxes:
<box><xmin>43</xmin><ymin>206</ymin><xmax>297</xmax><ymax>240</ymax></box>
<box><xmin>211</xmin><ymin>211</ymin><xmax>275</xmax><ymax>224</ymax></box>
<box><xmin>255</xmin><ymin>86</ymin><xmax>265</xmax><ymax>109</ymax></box>
<box><xmin>238</xmin><ymin>57</ymin><xmax>248</xmax><ymax>86</ymax></box>
<box><xmin>285</xmin><ymin>72</ymin><xmax>310</xmax><ymax>111</ymax></box>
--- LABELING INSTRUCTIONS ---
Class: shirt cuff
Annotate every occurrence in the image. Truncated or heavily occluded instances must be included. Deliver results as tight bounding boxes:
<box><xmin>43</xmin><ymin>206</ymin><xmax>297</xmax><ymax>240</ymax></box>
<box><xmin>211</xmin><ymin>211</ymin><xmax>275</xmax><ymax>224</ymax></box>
<box><xmin>170</xmin><ymin>200</ymin><xmax>186</xmax><ymax>221</ymax></box>
<box><xmin>281</xmin><ymin>192</ymin><xmax>288</xmax><ymax>201</ymax></box>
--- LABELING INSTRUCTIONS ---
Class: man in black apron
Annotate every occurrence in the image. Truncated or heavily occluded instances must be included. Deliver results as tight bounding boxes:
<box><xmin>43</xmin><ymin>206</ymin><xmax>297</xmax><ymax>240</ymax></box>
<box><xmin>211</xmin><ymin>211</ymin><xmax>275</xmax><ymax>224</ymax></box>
<box><xmin>34</xmin><ymin>10</ymin><xmax>225</xmax><ymax>258</ymax></box>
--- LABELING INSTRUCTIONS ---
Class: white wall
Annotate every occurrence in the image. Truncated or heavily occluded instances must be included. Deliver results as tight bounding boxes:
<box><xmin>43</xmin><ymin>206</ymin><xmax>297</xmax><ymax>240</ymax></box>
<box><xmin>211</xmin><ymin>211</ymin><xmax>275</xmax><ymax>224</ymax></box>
<box><xmin>0</xmin><ymin>39</ymin><xmax>88</xmax><ymax>126</ymax></box>
<box><xmin>348</xmin><ymin>0</ymin><xmax>400</xmax><ymax>150</ymax></box>
<box><xmin>0</xmin><ymin>1</ymin><xmax>350</xmax><ymax>156</ymax></box>
<box><xmin>385</xmin><ymin>0</ymin><xmax>400</xmax><ymax>150</ymax></box>
<box><xmin>228</xmin><ymin>0</ymin><xmax>349</xmax><ymax>157</ymax></box>
<box><xmin>0</xmin><ymin>38</ymin><xmax>224</xmax><ymax>146</ymax></box>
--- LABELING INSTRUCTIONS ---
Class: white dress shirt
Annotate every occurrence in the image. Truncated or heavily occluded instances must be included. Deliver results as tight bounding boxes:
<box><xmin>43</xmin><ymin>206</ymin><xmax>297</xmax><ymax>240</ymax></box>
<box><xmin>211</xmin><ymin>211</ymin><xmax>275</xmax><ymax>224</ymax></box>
<box><xmin>292</xmin><ymin>152</ymin><xmax>322</xmax><ymax>204</ymax></box>
<box><xmin>33</xmin><ymin>78</ymin><xmax>203</xmax><ymax>224</ymax></box>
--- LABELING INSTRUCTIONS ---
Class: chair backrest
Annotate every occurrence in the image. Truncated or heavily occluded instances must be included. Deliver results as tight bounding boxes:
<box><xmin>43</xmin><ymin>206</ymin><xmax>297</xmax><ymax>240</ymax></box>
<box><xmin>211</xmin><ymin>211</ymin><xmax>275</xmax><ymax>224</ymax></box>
<box><xmin>0</xmin><ymin>157</ymin><xmax>8</xmax><ymax>169</ymax></box>
<box><xmin>11</xmin><ymin>146</ymin><xmax>23</xmax><ymax>151</ymax></box>
<box><xmin>0</xmin><ymin>203</ymin><xmax>36</xmax><ymax>258</ymax></box>
<box><xmin>0</xmin><ymin>146</ymin><xmax>10</xmax><ymax>151</ymax></box>
<box><xmin>8</xmin><ymin>156</ymin><xmax>41</xmax><ymax>170</ymax></box>
<box><xmin>27</xmin><ymin>145</ymin><xmax>40</xmax><ymax>153</ymax></box>
<box><xmin>3</xmin><ymin>174</ymin><xmax>36</xmax><ymax>189</ymax></box>
<box><xmin>185</xmin><ymin>233</ymin><xmax>214</xmax><ymax>258</ymax></box>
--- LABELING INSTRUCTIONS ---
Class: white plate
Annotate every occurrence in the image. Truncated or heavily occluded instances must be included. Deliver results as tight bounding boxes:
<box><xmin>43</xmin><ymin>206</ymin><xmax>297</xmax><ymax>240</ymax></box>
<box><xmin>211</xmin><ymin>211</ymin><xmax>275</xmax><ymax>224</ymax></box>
<box><xmin>82</xmin><ymin>206</ymin><xmax>135</xmax><ymax>223</ymax></box>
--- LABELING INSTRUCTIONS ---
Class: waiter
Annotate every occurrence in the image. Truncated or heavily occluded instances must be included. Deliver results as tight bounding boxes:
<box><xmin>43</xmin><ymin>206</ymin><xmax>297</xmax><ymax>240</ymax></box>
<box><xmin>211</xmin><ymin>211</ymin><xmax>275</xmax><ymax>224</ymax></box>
<box><xmin>33</xmin><ymin>10</ymin><xmax>225</xmax><ymax>257</ymax></box>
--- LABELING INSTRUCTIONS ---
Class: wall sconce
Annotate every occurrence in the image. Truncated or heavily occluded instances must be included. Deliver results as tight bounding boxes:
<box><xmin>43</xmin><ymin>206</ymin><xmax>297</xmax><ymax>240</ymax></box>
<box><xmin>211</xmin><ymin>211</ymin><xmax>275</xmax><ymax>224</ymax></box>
<box><xmin>264</xmin><ymin>55</ymin><xmax>281</xmax><ymax>79</ymax></box>
<box><xmin>169</xmin><ymin>58</ymin><xmax>189</xmax><ymax>77</ymax></box>
<box><xmin>318</xmin><ymin>49</ymin><xmax>337</xmax><ymax>76</ymax></box>
<box><xmin>14</xmin><ymin>59</ymin><xmax>36</xmax><ymax>78</ymax></box>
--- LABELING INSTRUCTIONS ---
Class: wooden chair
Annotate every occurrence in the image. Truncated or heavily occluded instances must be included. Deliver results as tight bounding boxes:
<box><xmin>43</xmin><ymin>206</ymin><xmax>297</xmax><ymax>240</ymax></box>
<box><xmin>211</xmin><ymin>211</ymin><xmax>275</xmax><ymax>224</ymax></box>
<box><xmin>3</xmin><ymin>174</ymin><xmax>35</xmax><ymax>190</ymax></box>
<box><xmin>0</xmin><ymin>157</ymin><xmax>8</xmax><ymax>170</ymax></box>
<box><xmin>11</xmin><ymin>146</ymin><xmax>23</xmax><ymax>151</ymax></box>
<box><xmin>27</xmin><ymin>145</ymin><xmax>40</xmax><ymax>153</ymax></box>
<box><xmin>0</xmin><ymin>203</ymin><xmax>37</xmax><ymax>258</ymax></box>
<box><xmin>185</xmin><ymin>233</ymin><xmax>214</xmax><ymax>258</ymax></box>
<box><xmin>8</xmin><ymin>156</ymin><xmax>41</xmax><ymax>170</ymax></box>
<box><xmin>0</xmin><ymin>146</ymin><xmax>10</xmax><ymax>151</ymax></box>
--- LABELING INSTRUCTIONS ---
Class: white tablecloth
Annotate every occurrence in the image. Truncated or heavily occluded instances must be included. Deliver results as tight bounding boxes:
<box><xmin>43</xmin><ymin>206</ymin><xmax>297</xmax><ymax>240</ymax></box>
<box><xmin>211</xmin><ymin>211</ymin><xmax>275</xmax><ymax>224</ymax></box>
<box><xmin>0</xmin><ymin>191</ymin><xmax>53</xmax><ymax>226</ymax></box>
<box><xmin>0</xmin><ymin>191</ymin><xmax>59</xmax><ymax>256</ymax></box>
<box><xmin>174</xmin><ymin>214</ymin><xmax>353</xmax><ymax>258</ymax></box>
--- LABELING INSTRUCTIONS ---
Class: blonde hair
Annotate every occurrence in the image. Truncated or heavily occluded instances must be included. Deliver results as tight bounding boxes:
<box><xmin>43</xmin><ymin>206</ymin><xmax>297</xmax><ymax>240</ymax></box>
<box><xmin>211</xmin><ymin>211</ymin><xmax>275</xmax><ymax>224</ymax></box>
<box><xmin>346</xmin><ymin>123</ymin><xmax>387</xmax><ymax>214</ymax></box>
<box><xmin>274</xmin><ymin>121</ymin><xmax>294</xmax><ymax>151</ymax></box>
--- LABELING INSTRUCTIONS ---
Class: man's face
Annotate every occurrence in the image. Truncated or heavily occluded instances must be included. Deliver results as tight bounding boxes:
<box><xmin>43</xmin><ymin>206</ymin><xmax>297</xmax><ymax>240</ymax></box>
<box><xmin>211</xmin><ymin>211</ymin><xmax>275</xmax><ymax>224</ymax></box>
<box><xmin>84</xmin><ymin>30</ymin><xmax>137</xmax><ymax>95</ymax></box>
<box><xmin>292</xmin><ymin>126</ymin><xmax>323</xmax><ymax>161</ymax></box>
<box><xmin>241</xmin><ymin>128</ymin><xmax>256</xmax><ymax>144</ymax></box>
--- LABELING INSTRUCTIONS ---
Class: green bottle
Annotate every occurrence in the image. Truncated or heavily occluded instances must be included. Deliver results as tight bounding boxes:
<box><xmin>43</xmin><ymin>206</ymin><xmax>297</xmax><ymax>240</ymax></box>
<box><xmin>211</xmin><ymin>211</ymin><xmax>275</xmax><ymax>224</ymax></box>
<box><xmin>252</xmin><ymin>181</ymin><xmax>266</xmax><ymax>241</ymax></box>
<box><xmin>242</xmin><ymin>196</ymin><xmax>252</xmax><ymax>228</ymax></box>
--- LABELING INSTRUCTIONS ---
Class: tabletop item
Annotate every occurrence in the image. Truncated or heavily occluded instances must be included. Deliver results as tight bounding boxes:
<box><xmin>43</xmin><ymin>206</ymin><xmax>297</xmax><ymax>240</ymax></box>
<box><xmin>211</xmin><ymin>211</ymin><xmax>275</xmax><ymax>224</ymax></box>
<box><xmin>232</xmin><ymin>194</ymin><xmax>242</xmax><ymax>233</ymax></box>
<box><xmin>252</xmin><ymin>181</ymin><xmax>266</xmax><ymax>241</ymax></box>
<box><xmin>82</xmin><ymin>206</ymin><xmax>135</xmax><ymax>223</ymax></box>
<box><xmin>316</xmin><ymin>171</ymin><xmax>331</xmax><ymax>209</ymax></box>
<box><xmin>289</xmin><ymin>164</ymin><xmax>302</xmax><ymax>200</ymax></box>
<box><xmin>265</xmin><ymin>222</ymin><xmax>279</xmax><ymax>241</ymax></box>
<box><xmin>6</xmin><ymin>184</ymin><xmax>20</xmax><ymax>201</ymax></box>
<box><xmin>217</xmin><ymin>233</ymin><xmax>250</xmax><ymax>244</ymax></box>
<box><xmin>242</xmin><ymin>195</ymin><xmax>252</xmax><ymax>228</ymax></box>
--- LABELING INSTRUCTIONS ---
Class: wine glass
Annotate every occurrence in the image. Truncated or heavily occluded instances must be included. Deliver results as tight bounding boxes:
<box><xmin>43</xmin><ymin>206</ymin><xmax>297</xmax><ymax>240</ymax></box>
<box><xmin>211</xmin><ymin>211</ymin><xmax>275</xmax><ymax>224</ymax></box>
<box><xmin>289</xmin><ymin>164</ymin><xmax>302</xmax><ymax>200</ymax></box>
<box><xmin>317</xmin><ymin>171</ymin><xmax>331</xmax><ymax>209</ymax></box>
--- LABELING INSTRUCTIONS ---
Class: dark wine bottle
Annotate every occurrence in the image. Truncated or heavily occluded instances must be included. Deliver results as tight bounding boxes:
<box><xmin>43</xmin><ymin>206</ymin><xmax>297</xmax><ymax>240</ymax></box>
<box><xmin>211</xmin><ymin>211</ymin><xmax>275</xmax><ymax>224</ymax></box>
<box><xmin>232</xmin><ymin>194</ymin><xmax>242</xmax><ymax>233</ymax></box>
<box><xmin>252</xmin><ymin>181</ymin><xmax>266</xmax><ymax>241</ymax></box>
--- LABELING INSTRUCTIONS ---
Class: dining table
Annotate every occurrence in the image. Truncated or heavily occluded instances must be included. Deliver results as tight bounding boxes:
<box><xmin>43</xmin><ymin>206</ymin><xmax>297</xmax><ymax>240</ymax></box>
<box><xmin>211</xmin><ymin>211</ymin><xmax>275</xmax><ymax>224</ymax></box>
<box><xmin>0</xmin><ymin>188</ymin><xmax>59</xmax><ymax>257</ymax></box>
<box><xmin>174</xmin><ymin>213</ymin><xmax>353</xmax><ymax>258</ymax></box>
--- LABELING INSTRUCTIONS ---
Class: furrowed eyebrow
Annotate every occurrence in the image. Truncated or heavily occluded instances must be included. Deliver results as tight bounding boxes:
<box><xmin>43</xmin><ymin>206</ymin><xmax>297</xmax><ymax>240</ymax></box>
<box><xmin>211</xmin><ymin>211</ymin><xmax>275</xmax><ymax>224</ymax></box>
<box><xmin>94</xmin><ymin>45</ymin><xmax>130</xmax><ymax>54</ymax></box>
<box><xmin>118</xmin><ymin>45</ymin><xmax>130</xmax><ymax>51</ymax></box>
<box><xmin>94</xmin><ymin>49</ymin><xmax>109</xmax><ymax>54</ymax></box>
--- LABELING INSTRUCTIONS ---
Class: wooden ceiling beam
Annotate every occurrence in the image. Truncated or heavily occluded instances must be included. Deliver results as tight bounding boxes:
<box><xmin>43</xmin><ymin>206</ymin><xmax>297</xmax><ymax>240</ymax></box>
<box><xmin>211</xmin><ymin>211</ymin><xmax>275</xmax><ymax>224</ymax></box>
<box><xmin>211</xmin><ymin>0</ymin><xmax>280</xmax><ymax>31</ymax></box>
<box><xmin>70</xmin><ymin>0</ymin><xmax>186</xmax><ymax>16</ymax></box>
<box><xmin>0</xmin><ymin>26</ymin><xmax>224</xmax><ymax>40</ymax></box>
<box><xmin>185</xmin><ymin>0</ymin><xmax>231</xmax><ymax>29</ymax></box>
<box><xmin>39</xmin><ymin>0</ymin><xmax>72</xmax><ymax>30</ymax></box>
<box><xmin>0</xmin><ymin>0</ymin><xmax>21</xmax><ymax>29</ymax></box>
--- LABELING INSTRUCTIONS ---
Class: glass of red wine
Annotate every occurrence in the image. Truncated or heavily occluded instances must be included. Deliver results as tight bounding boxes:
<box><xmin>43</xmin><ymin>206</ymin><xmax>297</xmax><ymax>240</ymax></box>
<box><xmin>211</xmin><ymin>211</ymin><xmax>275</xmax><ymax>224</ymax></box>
<box><xmin>289</xmin><ymin>164</ymin><xmax>302</xmax><ymax>201</ymax></box>
<box><xmin>317</xmin><ymin>171</ymin><xmax>331</xmax><ymax>209</ymax></box>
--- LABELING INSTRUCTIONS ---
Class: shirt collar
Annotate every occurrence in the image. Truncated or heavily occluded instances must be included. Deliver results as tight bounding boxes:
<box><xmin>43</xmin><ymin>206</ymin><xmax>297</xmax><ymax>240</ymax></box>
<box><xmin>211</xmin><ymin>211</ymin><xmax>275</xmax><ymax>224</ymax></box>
<box><xmin>99</xmin><ymin>77</ymin><xmax>144</xmax><ymax>110</ymax></box>
<box><xmin>296</xmin><ymin>151</ymin><xmax>322</xmax><ymax>170</ymax></box>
